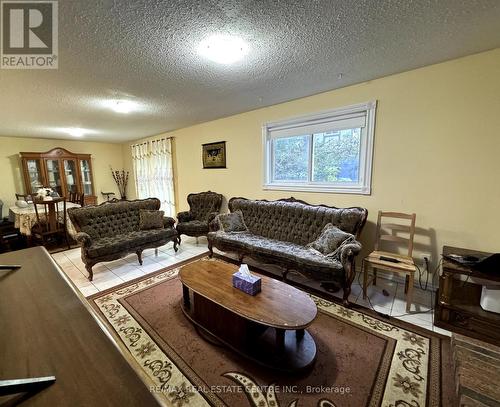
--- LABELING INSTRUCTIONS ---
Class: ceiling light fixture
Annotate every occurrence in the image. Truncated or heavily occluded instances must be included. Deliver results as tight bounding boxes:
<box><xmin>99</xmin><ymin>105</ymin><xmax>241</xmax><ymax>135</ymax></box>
<box><xmin>66</xmin><ymin>128</ymin><xmax>88</xmax><ymax>137</ymax></box>
<box><xmin>52</xmin><ymin>127</ymin><xmax>97</xmax><ymax>137</ymax></box>
<box><xmin>102</xmin><ymin>99</ymin><xmax>139</xmax><ymax>114</ymax></box>
<box><xmin>198</xmin><ymin>35</ymin><xmax>248</xmax><ymax>65</ymax></box>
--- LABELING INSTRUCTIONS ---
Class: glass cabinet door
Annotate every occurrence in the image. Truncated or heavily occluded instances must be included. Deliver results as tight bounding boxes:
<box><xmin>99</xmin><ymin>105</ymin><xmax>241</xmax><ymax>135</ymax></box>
<box><xmin>45</xmin><ymin>159</ymin><xmax>63</xmax><ymax>196</ymax></box>
<box><xmin>64</xmin><ymin>159</ymin><xmax>78</xmax><ymax>194</ymax></box>
<box><xmin>26</xmin><ymin>159</ymin><xmax>43</xmax><ymax>193</ymax></box>
<box><xmin>80</xmin><ymin>159</ymin><xmax>93</xmax><ymax>196</ymax></box>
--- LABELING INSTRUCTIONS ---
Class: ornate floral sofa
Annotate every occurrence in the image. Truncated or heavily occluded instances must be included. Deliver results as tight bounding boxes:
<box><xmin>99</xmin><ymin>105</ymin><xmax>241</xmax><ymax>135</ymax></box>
<box><xmin>176</xmin><ymin>191</ymin><xmax>223</xmax><ymax>243</ymax></box>
<box><xmin>208</xmin><ymin>197</ymin><xmax>368</xmax><ymax>305</ymax></box>
<box><xmin>68</xmin><ymin>198</ymin><xmax>178</xmax><ymax>281</ymax></box>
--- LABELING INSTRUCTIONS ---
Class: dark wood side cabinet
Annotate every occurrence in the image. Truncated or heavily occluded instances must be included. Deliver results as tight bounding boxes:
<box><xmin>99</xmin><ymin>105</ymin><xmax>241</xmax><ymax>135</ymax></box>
<box><xmin>435</xmin><ymin>246</ymin><xmax>500</xmax><ymax>345</ymax></box>
<box><xmin>0</xmin><ymin>247</ymin><xmax>160</xmax><ymax>406</ymax></box>
<box><xmin>20</xmin><ymin>147</ymin><xmax>97</xmax><ymax>205</ymax></box>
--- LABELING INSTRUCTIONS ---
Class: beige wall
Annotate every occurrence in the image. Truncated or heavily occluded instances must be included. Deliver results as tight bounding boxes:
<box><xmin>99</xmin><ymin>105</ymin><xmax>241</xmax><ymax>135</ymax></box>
<box><xmin>124</xmin><ymin>48</ymin><xmax>500</xmax><ymax>281</ymax></box>
<box><xmin>0</xmin><ymin>136</ymin><xmax>124</xmax><ymax>216</ymax></box>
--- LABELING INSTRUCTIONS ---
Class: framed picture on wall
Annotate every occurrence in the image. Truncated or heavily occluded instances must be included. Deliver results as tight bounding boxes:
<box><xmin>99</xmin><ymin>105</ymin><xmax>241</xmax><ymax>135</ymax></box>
<box><xmin>202</xmin><ymin>141</ymin><xmax>226</xmax><ymax>169</ymax></box>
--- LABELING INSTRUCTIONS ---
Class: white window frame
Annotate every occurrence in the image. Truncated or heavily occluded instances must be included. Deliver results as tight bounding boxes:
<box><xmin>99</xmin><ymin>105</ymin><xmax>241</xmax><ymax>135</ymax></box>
<box><xmin>262</xmin><ymin>101</ymin><xmax>376</xmax><ymax>195</ymax></box>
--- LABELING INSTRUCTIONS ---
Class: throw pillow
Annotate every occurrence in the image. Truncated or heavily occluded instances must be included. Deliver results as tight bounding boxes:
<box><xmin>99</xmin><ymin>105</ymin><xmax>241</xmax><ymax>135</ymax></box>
<box><xmin>307</xmin><ymin>223</ymin><xmax>354</xmax><ymax>256</ymax></box>
<box><xmin>139</xmin><ymin>209</ymin><xmax>164</xmax><ymax>230</ymax></box>
<box><xmin>218</xmin><ymin>210</ymin><xmax>248</xmax><ymax>232</ymax></box>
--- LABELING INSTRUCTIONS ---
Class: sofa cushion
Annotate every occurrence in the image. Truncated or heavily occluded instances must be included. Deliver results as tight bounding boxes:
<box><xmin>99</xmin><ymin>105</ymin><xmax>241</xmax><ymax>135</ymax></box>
<box><xmin>139</xmin><ymin>209</ymin><xmax>164</xmax><ymax>230</ymax></box>
<box><xmin>176</xmin><ymin>220</ymin><xmax>208</xmax><ymax>235</ymax></box>
<box><xmin>307</xmin><ymin>223</ymin><xmax>354</xmax><ymax>255</ymax></box>
<box><xmin>217</xmin><ymin>210</ymin><xmax>248</xmax><ymax>232</ymax></box>
<box><xmin>87</xmin><ymin>229</ymin><xmax>170</xmax><ymax>258</ymax></box>
<box><xmin>210</xmin><ymin>231</ymin><xmax>343</xmax><ymax>271</ymax></box>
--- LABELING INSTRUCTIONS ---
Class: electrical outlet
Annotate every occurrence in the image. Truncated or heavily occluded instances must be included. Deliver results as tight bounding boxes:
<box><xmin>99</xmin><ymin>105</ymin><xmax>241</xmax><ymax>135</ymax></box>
<box><xmin>421</xmin><ymin>253</ymin><xmax>432</xmax><ymax>269</ymax></box>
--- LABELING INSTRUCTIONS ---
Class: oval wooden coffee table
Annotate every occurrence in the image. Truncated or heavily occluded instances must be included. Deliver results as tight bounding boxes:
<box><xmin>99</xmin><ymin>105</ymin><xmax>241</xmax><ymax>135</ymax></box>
<box><xmin>179</xmin><ymin>260</ymin><xmax>318</xmax><ymax>372</ymax></box>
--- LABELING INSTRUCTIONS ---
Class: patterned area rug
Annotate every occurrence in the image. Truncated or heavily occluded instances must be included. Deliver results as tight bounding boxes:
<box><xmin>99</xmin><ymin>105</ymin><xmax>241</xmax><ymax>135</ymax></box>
<box><xmin>89</xmin><ymin>256</ymin><xmax>454</xmax><ymax>407</ymax></box>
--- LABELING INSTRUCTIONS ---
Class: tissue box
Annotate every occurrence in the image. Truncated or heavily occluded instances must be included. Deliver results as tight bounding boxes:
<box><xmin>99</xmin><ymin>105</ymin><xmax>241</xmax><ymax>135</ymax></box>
<box><xmin>232</xmin><ymin>270</ymin><xmax>262</xmax><ymax>296</ymax></box>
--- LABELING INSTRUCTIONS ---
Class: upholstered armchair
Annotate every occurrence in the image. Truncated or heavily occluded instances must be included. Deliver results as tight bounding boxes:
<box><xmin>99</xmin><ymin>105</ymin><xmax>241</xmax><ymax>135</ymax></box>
<box><xmin>176</xmin><ymin>191</ymin><xmax>223</xmax><ymax>243</ymax></box>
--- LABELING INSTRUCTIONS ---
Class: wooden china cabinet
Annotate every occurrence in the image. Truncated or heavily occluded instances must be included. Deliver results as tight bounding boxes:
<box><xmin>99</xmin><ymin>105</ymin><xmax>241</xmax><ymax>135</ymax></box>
<box><xmin>20</xmin><ymin>148</ymin><xmax>97</xmax><ymax>205</ymax></box>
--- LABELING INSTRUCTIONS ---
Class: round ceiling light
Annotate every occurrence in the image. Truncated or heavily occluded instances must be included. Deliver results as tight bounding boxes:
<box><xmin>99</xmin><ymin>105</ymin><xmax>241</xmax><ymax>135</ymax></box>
<box><xmin>68</xmin><ymin>128</ymin><xmax>87</xmax><ymax>137</ymax></box>
<box><xmin>57</xmin><ymin>127</ymin><xmax>94</xmax><ymax>137</ymax></box>
<box><xmin>102</xmin><ymin>99</ymin><xmax>140</xmax><ymax>114</ymax></box>
<box><xmin>198</xmin><ymin>35</ymin><xmax>248</xmax><ymax>65</ymax></box>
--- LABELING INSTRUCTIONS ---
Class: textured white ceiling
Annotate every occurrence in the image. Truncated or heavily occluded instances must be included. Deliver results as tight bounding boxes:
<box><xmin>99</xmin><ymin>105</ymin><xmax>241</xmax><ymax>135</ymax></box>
<box><xmin>0</xmin><ymin>0</ymin><xmax>499</xmax><ymax>143</ymax></box>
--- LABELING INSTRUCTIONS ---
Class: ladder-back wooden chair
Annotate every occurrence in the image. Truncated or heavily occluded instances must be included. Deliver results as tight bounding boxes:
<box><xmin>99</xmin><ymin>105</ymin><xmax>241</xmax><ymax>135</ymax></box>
<box><xmin>363</xmin><ymin>211</ymin><xmax>417</xmax><ymax>312</ymax></box>
<box><xmin>32</xmin><ymin>197</ymin><xmax>70</xmax><ymax>249</ymax></box>
<box><xmin>69</xmin><ymin>192</ymin><xmax>85</xmax><ymax>206</ymax></box>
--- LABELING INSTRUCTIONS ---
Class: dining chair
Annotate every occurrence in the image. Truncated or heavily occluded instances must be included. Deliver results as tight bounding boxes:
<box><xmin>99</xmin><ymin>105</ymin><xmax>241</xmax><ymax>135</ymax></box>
<box><xmin>15</xmin><ymin>193</ymin><xmax>32</xmax><ymax>202</ymax></box>
<box><xmin>69</xmin><ymin>192</ymin><xmax>85</xmax><ymax>206</ymax></box>
<box><xmin>32</xmin><ymin>197</ymin><xmax>70</xmax><ymax>249</ymax></box>
<box><xmin>362</xmin><ymin>211</ymin><xmax>417</xmax><ymax>312</ymax></box>
<box><xmin>0</xmin><ymin>217</ymin><xmax>24</xmax><ymax>253</ymax></box>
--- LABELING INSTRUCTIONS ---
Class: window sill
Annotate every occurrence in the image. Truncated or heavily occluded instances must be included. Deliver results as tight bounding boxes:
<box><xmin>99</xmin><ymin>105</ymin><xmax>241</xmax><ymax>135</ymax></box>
<box><xmin>262</xmin><ymin>183</ymin><xmax>371</xmax><ymax>195</ymax></box>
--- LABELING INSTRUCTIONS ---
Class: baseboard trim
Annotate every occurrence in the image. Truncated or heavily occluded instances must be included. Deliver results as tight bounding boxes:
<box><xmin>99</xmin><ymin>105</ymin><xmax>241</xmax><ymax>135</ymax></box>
<box><xmin>355</xmin><ymin>266</ymin><xmax>438</xmax><ymax>292</ymax></box>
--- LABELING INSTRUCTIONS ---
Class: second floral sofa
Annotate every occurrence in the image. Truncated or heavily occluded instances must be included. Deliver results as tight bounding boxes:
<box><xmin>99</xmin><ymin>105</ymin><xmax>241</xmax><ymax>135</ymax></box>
<box><xmin>208</xmin><ymin>197</ymin><xmax>368</xmax><ymax>305</ymax></box>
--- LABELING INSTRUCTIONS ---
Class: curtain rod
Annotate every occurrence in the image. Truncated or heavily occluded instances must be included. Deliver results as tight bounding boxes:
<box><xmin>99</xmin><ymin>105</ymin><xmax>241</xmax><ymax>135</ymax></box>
<box><xmin>131</xmin><ymin>136</ymin><xmax>173</xmax><ymax>148</ymax></box>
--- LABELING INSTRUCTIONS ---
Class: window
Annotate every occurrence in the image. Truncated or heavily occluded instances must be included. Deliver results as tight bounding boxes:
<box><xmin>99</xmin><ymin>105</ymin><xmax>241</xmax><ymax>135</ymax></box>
<box><xmin>131</xmin><ymin>138</ymin><xmax>176</xmax><ymax>216</ymax></box>
<box><xmin>263</xmin><ymin>101</ymin><xmax>376</xmax><ymax>194</ymax></box>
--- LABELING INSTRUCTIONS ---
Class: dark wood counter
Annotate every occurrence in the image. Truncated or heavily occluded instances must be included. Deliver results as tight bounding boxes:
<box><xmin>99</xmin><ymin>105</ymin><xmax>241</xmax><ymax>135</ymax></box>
<box><xmin>0</xmin><ymin>247</ymin><xmax>160</xmax><ymax>406</ymax></box>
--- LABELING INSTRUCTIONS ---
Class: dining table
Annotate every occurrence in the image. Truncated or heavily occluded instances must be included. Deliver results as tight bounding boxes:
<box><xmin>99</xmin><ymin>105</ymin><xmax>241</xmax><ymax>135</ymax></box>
<box><xmin>9</xmin><ymin>201</ymin><xmax>80</xmax><ymax>238</ymax></box>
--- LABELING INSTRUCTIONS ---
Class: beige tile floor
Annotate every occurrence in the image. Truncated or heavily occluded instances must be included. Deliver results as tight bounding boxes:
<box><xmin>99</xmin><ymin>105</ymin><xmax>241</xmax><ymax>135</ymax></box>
<box><xmin>51</xmin><ymin>236</ymin><xmax>209</xmax><ymax>297</ymax></box>
<box><xmin>51</xmin><ymin>236</ymin><xmax>450</xmax><ymax>336</ymax></box>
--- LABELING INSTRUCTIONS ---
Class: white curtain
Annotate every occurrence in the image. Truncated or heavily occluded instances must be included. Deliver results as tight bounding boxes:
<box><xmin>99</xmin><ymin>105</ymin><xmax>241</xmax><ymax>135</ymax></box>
<box><xmin>131</xmin><ymin>138</ymin><xmax>175</xmax><ymax>217</ymax></box>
